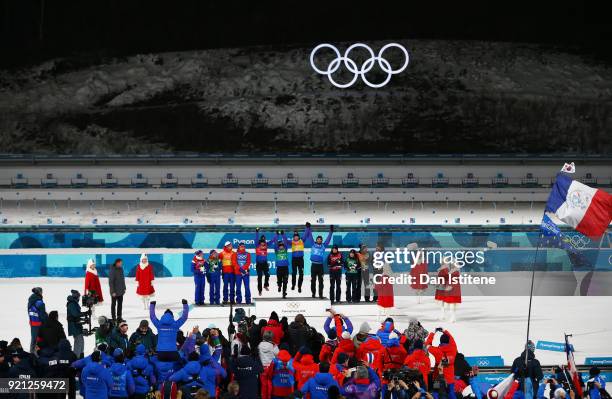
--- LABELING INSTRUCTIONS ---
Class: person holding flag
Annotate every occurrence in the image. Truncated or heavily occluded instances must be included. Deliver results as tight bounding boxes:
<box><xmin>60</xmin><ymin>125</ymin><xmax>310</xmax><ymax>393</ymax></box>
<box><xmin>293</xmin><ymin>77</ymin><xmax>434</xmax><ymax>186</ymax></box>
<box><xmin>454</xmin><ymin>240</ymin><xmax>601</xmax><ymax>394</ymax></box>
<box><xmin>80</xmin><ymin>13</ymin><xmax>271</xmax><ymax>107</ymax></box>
<box><xmin>564</xmin><ymin>334</ymin><xmax>584</xmax><ymax>398</ymax></box>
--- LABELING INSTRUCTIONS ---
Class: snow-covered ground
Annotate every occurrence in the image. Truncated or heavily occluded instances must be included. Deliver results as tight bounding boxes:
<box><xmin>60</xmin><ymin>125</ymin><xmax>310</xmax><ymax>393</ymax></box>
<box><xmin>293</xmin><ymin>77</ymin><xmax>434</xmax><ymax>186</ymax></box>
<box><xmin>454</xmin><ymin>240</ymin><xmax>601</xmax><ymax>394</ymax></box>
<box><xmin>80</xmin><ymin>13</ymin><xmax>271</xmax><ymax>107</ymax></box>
<box><xmin>3</xmin><ymin>277</ymin><xmax>610</xmax><ymax>366</ymax></box>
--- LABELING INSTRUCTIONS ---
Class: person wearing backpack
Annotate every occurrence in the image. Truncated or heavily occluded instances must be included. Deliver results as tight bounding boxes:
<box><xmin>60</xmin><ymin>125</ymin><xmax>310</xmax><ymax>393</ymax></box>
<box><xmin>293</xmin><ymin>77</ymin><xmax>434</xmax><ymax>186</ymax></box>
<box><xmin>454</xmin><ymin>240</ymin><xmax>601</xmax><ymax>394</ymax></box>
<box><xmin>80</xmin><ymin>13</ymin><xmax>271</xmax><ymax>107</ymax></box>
<box><xmin>170</xmin><ymin>352</ymin><xmax>204</xmax><ymax>398</ymax></box>
<box><xmin>109</xmin><ymin>349</ymin><xmax>136</xmax><ymax>399</ymax></box>
<box><xmin>264</xmin><ymin>350</ymin><xmax>295</xmax><ymax>399</ymax></box>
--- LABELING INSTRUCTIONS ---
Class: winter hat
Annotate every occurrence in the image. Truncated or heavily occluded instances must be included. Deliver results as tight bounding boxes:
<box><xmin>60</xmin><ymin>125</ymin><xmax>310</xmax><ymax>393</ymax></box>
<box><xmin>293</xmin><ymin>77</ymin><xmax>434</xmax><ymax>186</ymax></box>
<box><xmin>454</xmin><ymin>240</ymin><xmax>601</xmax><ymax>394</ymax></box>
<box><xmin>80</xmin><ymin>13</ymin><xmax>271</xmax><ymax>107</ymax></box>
<box><xmin>195</xmin><ymin>250</ymin><xmax>203</xmax><ymax>257</ymax></box>
<box><xmin>278</xmin><ymin>350</ymin><xmax>292</xmax><ymax>362</ymax></box>
<box><xmin>91</xmin><ymin>350</ymin><xmax>101</xmax><ymax>363</ymax></box>
<box><xmin>259</xmin><ymin>235</ymin><xmax>266</xmax><ymax>242</ymax></box>
<box><xmin>140</xmin><ymin>253</ymin><xmax>148</xmax><ymax>263</ymax></box>
<box><xmin>590</xmin><ymin>366</ymin><xmax>601</xmax><ymax>376</ymax></box>
<box><xmin>328</xmin><ymin>385</ymin><xmax>340</xmax><ymax>399</ymax></box>
<box><xmin>97</xmin><ymin>342</ymin><xmax>108</xmax><ymax>353</ymax></box>
<box><xmin>97</xmin><ymin>315</ymin><xmax>108</xmax><ymax>325</ymax></box>
<box><xmin>113</xmin><ymin>348</ymin><xmax>124</xmax><ymax>359</ymax></box>
<box><xmin>263</xmin><ymin>330</ymin><xmax>274</xmax><ymax>342</ymax></box>
<box><xmin>32</xmin><ymin>287</ymin><xmax>43</xmax><ymax>296</ymax></box>
<box><xmin>86</xmin><ymin>259</ymin><xmax>96</xmax><ymax>269</ymax></box>
<box><xmin>300</xmin><ymin>346</ymin><xmax>312</xmax><ymax>355</ymax></box>
<box><xmin>413</xmin><ymin>339</ymin><xmax>424</xmax><ymax>350</ymax></box>
<box><xmin>70</xmin><ymin>289</ymin><xmax>80</xmax><ymax>298</ymax></box>
<box><xmin>209</xmin><ymin>249</ymin><xmax>217</xmax><ymax>256</ymax></box>
<box><xmin>233</xmin><ymin>308</ymin><xmax>246</xmax><ymax>323</ymax></box>
<box><xmin>336</xmin><ymin>352</ymin><xmax>349</xmax><ymax>364</ymax></box>
<box><xmin>135</xmin><ymin>344</ymin><xmax>146</xmax><ymax>356</ymax></box>
<box><xmin>359</xmin><ymin>322</ymin><xmax>371</xmax><ymax>334</ymax></box>
<box><xmin>238</xmin><ymin>241</ymin><xmax>246</xmax><ymax>247</ymax></box>
<box><xmin>207</xmin><ymin>323</ymin><xmax>217</xmax><ymax>329</ymax></box>
<box><xmin>327</xmin><ymin>328</ymin><xmax>337</xmax><ymax>340</ymax></box>
<box><xmin>224</xmin><ymin>241</ymin><xmax>231</xmax><ymax>247</ymax></box>
<box><xmin>525</xmin><ymin>340</ymin><xmax>535</xmax><ymax>353</ymax></box>
<box><xmin>440</xmin><ymin>333</ymin><xmax>450</xmax><ymax>344</ymax></box>
<box><xmin>384</xmin><ymin>317</ymin><xmax>394</xmax><ymax>324</ymax></box>
<box><xmin>341</xmin><ymin>331</ymin><xmax>351</xmax><ymax>340</ymax></box>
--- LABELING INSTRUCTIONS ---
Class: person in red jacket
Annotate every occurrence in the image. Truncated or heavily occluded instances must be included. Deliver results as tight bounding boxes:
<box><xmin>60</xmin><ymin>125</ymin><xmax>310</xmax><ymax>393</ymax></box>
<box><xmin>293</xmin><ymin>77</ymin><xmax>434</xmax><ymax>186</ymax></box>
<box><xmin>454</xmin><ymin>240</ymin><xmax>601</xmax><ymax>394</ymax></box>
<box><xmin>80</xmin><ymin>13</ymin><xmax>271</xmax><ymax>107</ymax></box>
<box><xmin>381</xmin><ymin>332</ymin><xmax>408</xmax><ymax>397</ymax></box>
<box><xmin>84</xmin><ymin>258</ymin><xmax>103</xmax><ymax>318</ymax></box>
<box><xmin>407</xmin><ymin>243</ymin><xmax>429</xmax><ymax>304</ymax></box>
<box><xmin>220</xmin><ymin>241</ymin><xmax>235</xmax><ymax>304</ymax></box>
<box><xmin>135</xmin><ymin>253</ymin><xmax>155</xmax><ymax>309</ymax></box>
<box><xmin>84</xmin><ymin>259</ymin><xmax>104</xmax><ymax>303</ymax></box>
<box><xmin>330</xmin><ymin>331</ymin><xmax>356</xmax><ymax>364</ymax></box>
<box><xmin>261</xmin><ymin>312</ymin><xmax>284</xmax><ymax>346</ymax></box>
<box><xmin>426</xmin><ymin>328</ymin><xmax>458</xmax><ymax>399</ymax></box>
<box><xmin>330</xmin><ymin>352</ymin><xmax>351</xmax><ymax>386</ymax></box>
<box><xmin>356</xmin><ymin>337</ymin><xmax>383</xmax><ymax>378</ymax></box>
<box><xmin>293</xmin><ymin>347</ymin><xmax>320</xmax><ymax>390</ymax></box>
<box><xmin>232</xmin><ymin>241</ymin><xmax>252</xmax><ymax>304</ymax></box>
<box><xmin>403</xmin><ymin>339</ymin><xmax>431</xmax><ymax>387</ymax></box>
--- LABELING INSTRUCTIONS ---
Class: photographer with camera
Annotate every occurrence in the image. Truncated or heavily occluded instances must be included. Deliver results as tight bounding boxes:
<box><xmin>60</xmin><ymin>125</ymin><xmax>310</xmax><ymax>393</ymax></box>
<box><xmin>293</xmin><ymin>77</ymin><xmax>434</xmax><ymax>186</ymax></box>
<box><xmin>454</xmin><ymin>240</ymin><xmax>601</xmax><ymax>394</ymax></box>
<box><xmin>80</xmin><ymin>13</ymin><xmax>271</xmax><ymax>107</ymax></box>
<box><xmin>387</xmin><ymin>367</ymin><xmax>433</xmax><ymax>399</ymax></box>
<box><xmin>426</xmin><ymin>328</ymin><xmax>458</xmax><ymax>399</ymax></box>
<box><xmin>66</xmin><ymin>290</ymin><xmax>90</xmax><ymax>357</ymax></box>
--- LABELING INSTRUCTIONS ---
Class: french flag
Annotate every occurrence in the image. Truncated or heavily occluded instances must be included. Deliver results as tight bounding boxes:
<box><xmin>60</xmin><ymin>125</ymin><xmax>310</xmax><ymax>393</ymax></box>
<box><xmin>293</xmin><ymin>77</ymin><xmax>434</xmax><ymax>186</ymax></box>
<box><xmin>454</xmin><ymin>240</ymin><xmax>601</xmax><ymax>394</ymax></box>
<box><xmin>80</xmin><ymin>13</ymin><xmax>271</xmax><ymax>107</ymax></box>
<box><xmin>565</xmin><ymin>337</ymin><xmax>583</xmax><ymax>397</ymax></box>
<box><xmin>545</xmin><ymin>173</ymin><xmax>612</xmax><ymax>239</ymax></box>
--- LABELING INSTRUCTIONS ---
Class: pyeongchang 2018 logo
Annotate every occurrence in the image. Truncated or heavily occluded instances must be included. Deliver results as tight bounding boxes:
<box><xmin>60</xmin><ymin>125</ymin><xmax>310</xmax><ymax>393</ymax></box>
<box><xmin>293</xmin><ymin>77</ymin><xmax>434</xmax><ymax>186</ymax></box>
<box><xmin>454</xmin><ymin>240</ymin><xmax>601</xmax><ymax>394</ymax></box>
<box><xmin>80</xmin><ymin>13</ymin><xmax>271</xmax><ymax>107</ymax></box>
<box><xmin>310</xmin><ymin>43</ymin><xmax>409</xmax><ymax>88</ymax></box>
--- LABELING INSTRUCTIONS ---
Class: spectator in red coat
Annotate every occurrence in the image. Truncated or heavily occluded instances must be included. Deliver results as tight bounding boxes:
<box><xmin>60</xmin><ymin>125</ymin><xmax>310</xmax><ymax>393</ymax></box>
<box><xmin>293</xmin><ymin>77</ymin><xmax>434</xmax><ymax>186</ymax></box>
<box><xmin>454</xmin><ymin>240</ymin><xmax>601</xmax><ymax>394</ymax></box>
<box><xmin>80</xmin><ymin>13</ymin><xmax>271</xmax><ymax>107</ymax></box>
<box><xmin>261</xmin><ymin>312</ymin><xmax>284</xmax><ymax>346</ymax></box>
<box><xmin>293</xmin><ymin>347</ymin><xmax>319</xmax><ymax>390</ymax></box>
<box><xmin>403</xmin><ymin>339</ymin><xmax>431</xmax><ymax>387</ymax></box>
<box><xmin>426</xmin><ymin>328</ymin><xmax>458</xmax><ymax>399</ymax></box>
<box><xmin>330</xmin><ymin>331</ymin><xmax>356</xmax><ymax>364</ymax></box>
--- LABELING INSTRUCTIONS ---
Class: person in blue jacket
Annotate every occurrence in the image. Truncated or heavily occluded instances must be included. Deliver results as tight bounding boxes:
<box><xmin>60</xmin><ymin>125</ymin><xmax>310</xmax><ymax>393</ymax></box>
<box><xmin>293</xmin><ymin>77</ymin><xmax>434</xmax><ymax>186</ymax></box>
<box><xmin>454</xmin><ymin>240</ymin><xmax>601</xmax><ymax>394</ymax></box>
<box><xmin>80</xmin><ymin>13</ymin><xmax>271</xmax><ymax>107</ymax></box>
<box><xmin>305</xmin><ymin>224</ymin><xmax>334</xmax><ymax>298</ymax></box>
<box><xmin>205</xmin><ymin>250</ymin><xmax>221</xmax><ymax>305</ymax></box>
<box><xmin>81</xmin><ymin>351</ymin><xmax>113</xmax><ymax>399</ymax></box>
<box><xmin>198</xmin><ymin>346</ymin><xmax>227</xmax><ymax>397</ymax></box>
<box><xmin>109</xmin><ymin>348</ymin><xmax>136</xmax><ymax>399</ymax></box>
<box><xmin>151</xmin><ymin>355</ymin><xmax>181</xmax><ymax>390</ymax></box>
<box><xmin>191</xmin><ymin>250</ymin><xmax>207</xmax><ymax>306</ymax></box>
<box><xmin>170</xmin><ymin>352</ymin><xmax>204</xmax><ymax>395</ymax></box>
<box><xmin>300</xmin><ymin>362</ymin><xmax>340</xmax><ymax>399</ymax></box>
<box><xmin>272</xmin><ymin>231</ymin><xmax>291</xmax><ymax>298</ymax></box>
<box><xmin>229</xmin><ymin>345</ymin><xmax>263</xmax><ymax>399</ymax></box>
<box><xmin>128</xmin><ymin>345</ymin><xmax>157</xmax><ymax>398</ymax></box>
<box><xmin>587</xmin><ymin>367</ymin><xmax>606</xmax><ymax>399</ymax></box>
<box><xmin>149</xmin><ymin>299</ymin><xmax>189</xmax><ymax>362</ymax></box>
<box><xmin>27</xmin><ymin>287</ymin><xmax>47</xmax><ymax>353</ymax></box>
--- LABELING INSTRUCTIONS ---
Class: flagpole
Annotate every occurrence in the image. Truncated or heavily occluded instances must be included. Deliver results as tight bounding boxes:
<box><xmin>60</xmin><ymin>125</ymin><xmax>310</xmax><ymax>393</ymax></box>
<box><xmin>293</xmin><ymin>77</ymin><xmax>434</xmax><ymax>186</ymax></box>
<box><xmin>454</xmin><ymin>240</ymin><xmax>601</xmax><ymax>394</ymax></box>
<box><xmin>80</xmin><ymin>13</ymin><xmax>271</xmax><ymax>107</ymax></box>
<box><xmin>525</xmin><ymin>224</ymin><xmax>545</xmax><ymax>365</ymax></box>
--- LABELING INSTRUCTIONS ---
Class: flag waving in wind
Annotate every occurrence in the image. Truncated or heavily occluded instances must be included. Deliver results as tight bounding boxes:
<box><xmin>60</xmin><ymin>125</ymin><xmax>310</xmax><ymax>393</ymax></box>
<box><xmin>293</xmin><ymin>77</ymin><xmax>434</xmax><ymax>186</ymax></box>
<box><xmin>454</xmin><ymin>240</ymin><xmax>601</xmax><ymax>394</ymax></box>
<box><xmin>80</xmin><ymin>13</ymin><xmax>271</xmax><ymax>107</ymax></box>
<box><xmin>545</xmin><ymin>172</ymin><xmax>612</xmax><ymax>239</ymax></box>
<box><xmin>565</xmin><ymin>335</ymin><xmax>583</xmax><ymax>397</ymax></box>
